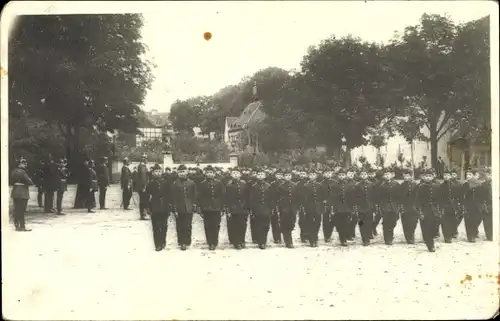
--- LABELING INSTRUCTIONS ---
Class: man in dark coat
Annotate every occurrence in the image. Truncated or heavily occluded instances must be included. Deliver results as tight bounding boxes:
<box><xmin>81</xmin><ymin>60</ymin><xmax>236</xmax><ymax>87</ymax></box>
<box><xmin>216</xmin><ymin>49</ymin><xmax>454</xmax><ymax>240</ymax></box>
<box><xmin>345</xmin><ymin>167</ymin><xmax>359</xmax><ymax>240</ymax></box>
<box><xmin>55</xmin><ymin>157</ymin><xmax>69</xmax><ymax>215</ymax></box>
<box><xmin>277</xmin><ymin>171</ymin><xmax>299</xmax><ymax>248</ymax></box>
<box><xmin>321</xmin><ymin>169</ymin><xmax>336</xmax><ymax>243</ymax></box>
<box><xmin>10</xmin><ymin>157</ymin><xmax>33</xmax><ymax>231</ymax></box>
<box><xmin>146</xmin><ymin>164</ymin><xmax>168</xmax><ymax>251</ymax></box>
<box><xmin>225</xmin><ymin>169</ymin><xmax>249</xmax><ymax>249</ymax></box>
<box><xmin>42</xmin><ymin>155</ymin><xmax>58</xmax><ymax>213</ymax></box>
<box><xmin>303</xmin><ymin>171</ymin><xmax>325</xmax><ymax>247</ymax></box>
<box><xmin>85</xmin><ymin>159</ymin><xmax>98</xmax><ymax>213</ymax></box>
<box><xmin>120</xmin><ymin>158</ymin><xmax>133</xmax><ymax>210</ymax></box>
<box><xmin>269</xmin><ymin>171</ymin><xmax>283</xmax><ymax>244</ymax></box>
<box><xmin>461</xmin><ymin>168</ymin><xmax>483</xmax><ymax>242</ymax></box>
<box><xmin>249</xmin><ymin>170</ymin><xmax>274</xmax><ymax>249</ymax></box>
<box><xmin>171</xmin><ymin>165</ymin><xmax>197</xmax><ymax>250</ymax></box>
<box><xmin>416</xmin><ymin>168</ymin><xmax>441</xmax><ymax>252</ymax></box>
<box><xmin>377</xmin><ymin>168</ymin><xmax>400</xmax><ymax>245</ymax></box>
<box><xmin>397</xmin><ymin>168</ymin><xmax>419</xmax><ymax>244</ymax></box>
<box><xmin>331</xmin><ymin>168</ymin><xmax>356</xmax><ymax>246</ymax></box>
<box><xmin>197</xmin><ymin>166</ymin><xmax>225</xmax><ymax>250</ymax></box>
<box><xmin>97</xmin><ymin>156</ymin><xmax>110</xmax><ymax>209</ymax></box>
<box><xmin>136</xmin><ymin>154</ymin><xmax>150</xmax><ymax>220</ymax></box>
<box><xmin>479</xmin><ymin>167</ymin><xmax>492</xmax><ymax>241</ymax></box>
<box><xmin>438</xmin><ymin>168</ymin><xmax>462</xmax><ymax>243</ymax></box>
<box><xmin>295</xmin><ymin>170</ymin><xmax>309</xmax><ymax>243</ymax></box>
<box><xmin>33</xmin><ymin>159</ymin><xmax>45</xmax><ymax>208</ymax></box>
<box><xmin>353</xmin><ymin>168</ymin><xmax>375</xmax><ymax>246</ymax></box>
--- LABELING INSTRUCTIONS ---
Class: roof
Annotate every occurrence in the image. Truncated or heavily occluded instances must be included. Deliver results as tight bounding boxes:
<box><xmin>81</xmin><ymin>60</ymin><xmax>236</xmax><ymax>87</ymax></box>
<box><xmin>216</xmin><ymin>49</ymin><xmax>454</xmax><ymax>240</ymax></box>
<box><xmin>226</xmin><ymin>117</ymin><xmax>240</xmax><ymax>128</ymax></box>
<box><xmin>239</xmin><ymin>101</ymin><xmax>266</xmax><ymax>128</ymax></box>
<box><xmin>137</xmin><ymin>114</ymin><xmax>159</xmax><ymax>128</ymax></box>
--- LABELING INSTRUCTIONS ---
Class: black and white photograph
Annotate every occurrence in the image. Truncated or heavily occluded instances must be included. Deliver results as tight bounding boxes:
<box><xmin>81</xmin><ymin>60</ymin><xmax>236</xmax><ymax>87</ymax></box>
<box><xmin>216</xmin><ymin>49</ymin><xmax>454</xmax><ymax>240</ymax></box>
<box><xmin>1</xmin><ymin>1</ymin><xmax>499</xmax><ymax>319</ymax></box>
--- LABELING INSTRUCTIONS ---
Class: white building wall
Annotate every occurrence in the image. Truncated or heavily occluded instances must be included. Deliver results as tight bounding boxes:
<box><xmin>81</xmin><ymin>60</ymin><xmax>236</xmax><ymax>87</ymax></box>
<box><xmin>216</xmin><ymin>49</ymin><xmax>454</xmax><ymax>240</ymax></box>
<box><xmin>351</xmin><ymin>125</ymin><xmax>453</xmax><ymax>168</ymax></box>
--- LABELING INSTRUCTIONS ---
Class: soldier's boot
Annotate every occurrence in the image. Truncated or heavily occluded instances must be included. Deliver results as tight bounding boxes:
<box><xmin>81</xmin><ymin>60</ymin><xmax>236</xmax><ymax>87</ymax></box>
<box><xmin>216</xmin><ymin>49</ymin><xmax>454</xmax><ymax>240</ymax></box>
<box><xmin>258</xmin><ymin>244</ymin><xmax>266</xmax><ymax>249</ymax></box>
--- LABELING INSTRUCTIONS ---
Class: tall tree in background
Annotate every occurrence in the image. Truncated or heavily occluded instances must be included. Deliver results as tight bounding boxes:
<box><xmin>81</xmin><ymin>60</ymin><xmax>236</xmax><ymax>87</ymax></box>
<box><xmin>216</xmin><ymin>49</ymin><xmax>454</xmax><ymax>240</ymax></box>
<box><xmin>9</xmin><ymin>14</ymin><xmax>154</xmax><ymax>169</ymax></box>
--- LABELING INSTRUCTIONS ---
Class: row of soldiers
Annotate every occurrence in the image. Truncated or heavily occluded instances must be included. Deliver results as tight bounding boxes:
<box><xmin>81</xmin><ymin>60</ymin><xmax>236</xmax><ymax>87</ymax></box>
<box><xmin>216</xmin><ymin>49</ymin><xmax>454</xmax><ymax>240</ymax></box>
<box><xmin>125</xmin><ymin>156</ymin><xmax>492</xmax><ymax>252</ymax></box>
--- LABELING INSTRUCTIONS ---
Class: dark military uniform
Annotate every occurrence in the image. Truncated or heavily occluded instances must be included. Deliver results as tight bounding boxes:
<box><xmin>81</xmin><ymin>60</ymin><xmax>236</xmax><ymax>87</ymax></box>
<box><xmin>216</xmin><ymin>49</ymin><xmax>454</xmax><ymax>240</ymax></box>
<box><xmin>56</xmin><ymin>162</ymin><xmax>69</xmax><ymax>215</ymax></box>
<box><xmin>136</xmin><ymin>161</ymin><xmax>150</xmax><ymax>219</ymax></box>
<box><xmin>416</xmin><ymin>174</ymin><xmax>440</xmax><ymax>251</ymax></box>
<box><xmin>198</xmin><ymin>176</ymin><xmax>225</xmax><ymax>248</ymax></box>
<box><xmin>120</xmin><ymin>162</ymin><xmax>133</xmax><ymax>210</ymax></box>
<box><xmin>295</xmin><ymin>178</ymin><xmax>309</xmax><ymax>242</ymax></box>
<box><xmin>10</xmin><ymin>161</ymin><xmax>33</xmax><ymax>231</ymax></box>
<box><xmin>377</xmin><ymin>177</ymin><xmax>400</xmax><ymax>245</ymax></box>
<box><xmin>353</xmin><ymin>178</ymin><xmax>375</xmax><ymax>245</ymax></box>
<box><xmin>225</xmin><ymin>177</ymin><xmax>249</xmax><ymax>248</ymax></box>
<box><xmin>479</xmin><ymin>173</ymin><xmax>492</xmax><ymax>241</ymax></box>
<box><xmin>146</xmin><ymin>167</ymin><xmax>168</xmax><ymax>250</ymax></box>
<box><xmin>171</xmin><ymin>176</ymin><xmax>197</xmax><ymax>247</ymax></box>
<box><xmin>277</xmin><ymin>179</ymin><xmax>299</xmax><ymax>247</ymax></box>
<box><xmin>33</xmin><ymin>162</ymin><xmax>45</xmax><ymax>208</ymax></box>
<box><xmin>42</xmin><ymin>158</ymin><xmax>59</xmax><ymax>213</ymax></box>
<box><xmin>371</xmin><ymin>173</ymin><xmax>383</xmax><ymax>237</ymax></box>
<box><xmin>269</xmin><ymin>177</ymin><xmax>282</xmax><ymax>244</ymax></box>
<box><xmin>461</xmin><ymin>178</ymin><xmax>483</xmax><ymax>242</ymax></box>
<box><xmin>85</xmin><ymin>162</ymin><xmax>98</xmax><ymax>212</ymax></box>
<box><xmin>331</xmin><ymin>178</ymin><xmax>355</xmax><ymax>246</ymax></box>
<box><xmin>438</xmin><ymin>176</ymin><xmax>462</xmax><ymax>243</ymax></box>
<box><xmin>398</xmin><ymin>176</ymin><xmax>419</xmax><ymax>244</ymax></box>
<box><xmin>321</xmin><ymin>176</ymin><xmax>336</xmax><ymax>242</ymax></box>
<box><xmin>303</xmin><ymin>179</ymin><xmax>325</xmax><ymax>246</ymax></box>
<box><xmin>97</xmin><ymin>160</ymin><xmax>110</xmax><ymax>209</ymax></box>
<box><xmin>249</xmin><ymin>179</ymin><xmax>274</xmax><ymax>248</ymax></box>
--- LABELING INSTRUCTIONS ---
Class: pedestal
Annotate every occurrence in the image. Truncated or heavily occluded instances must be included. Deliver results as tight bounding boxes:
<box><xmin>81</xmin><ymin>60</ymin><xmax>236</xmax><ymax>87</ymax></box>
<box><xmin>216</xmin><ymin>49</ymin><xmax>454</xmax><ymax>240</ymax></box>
<box><xmin>229</xmin><ymin>153</ymin><xmax>239</xmax><ymax>167</ymax></box>
<box><xmin>163</xmin><ymin>152</ymin><xmax>174</xmax><ymax>169</ymax></box>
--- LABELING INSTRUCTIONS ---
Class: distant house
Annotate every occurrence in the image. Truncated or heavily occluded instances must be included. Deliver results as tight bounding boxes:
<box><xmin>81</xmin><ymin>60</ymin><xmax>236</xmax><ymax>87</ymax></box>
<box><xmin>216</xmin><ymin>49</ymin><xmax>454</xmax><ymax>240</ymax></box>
<box><xmin>223</xmin><ymin>101</ymin><xmax>267</xmax><ymax>154</ymax></box>
<box><xmin>136</xmin><ymin>116</ymin><xmax>163</xmax><ymax>147</ymax></box>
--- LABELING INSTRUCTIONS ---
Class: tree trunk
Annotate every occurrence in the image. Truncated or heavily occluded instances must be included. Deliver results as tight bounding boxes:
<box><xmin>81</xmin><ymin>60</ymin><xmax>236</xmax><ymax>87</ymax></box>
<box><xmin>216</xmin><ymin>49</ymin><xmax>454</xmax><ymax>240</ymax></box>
<box><xmin>429</xmin><ymin>125</ymin><xmax>439</xmax><ymax>172</ymax></box>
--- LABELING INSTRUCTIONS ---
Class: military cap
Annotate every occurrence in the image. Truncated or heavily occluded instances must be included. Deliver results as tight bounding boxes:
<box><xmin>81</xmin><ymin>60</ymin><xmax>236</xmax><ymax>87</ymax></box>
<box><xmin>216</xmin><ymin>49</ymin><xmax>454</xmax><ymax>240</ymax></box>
<box><xmin>164</xmin><ymin>167</ymin><xmax>171</xmax><ymax>171</ymax></box>
<box><xmin>402</xmin><ymin>167</ymin><xmax>412</xmax><ymax>175</ymax></box>
<box><xmin>18</xmin><ymin>156</ymin><xmax>27</xmax><ymax>164</ymax></box>
<box><xmin>444</xmin><ymin>167</ymin><xmax>457</xmax><ymax>174</ymax></box>
<box><xmin>465</xmin><ymin>168</ymin><xmax>477</xmax><ymax>174</ymax></box>
<box><xmin>141</xmin><ymin>153</ymin><xmax>147</xmax><ymax>159</ymax></box>
<box><xmin>204</xmin><ymin>165</ymin><xmax>214</xmax><ymax>172</ymax></box>
<box><xmin>152</xmin><ymin>163</ymin><xmax>162</xmax><ymax>171</ymax></box>
<box><xmin>123</xmin><ymin>157</ymin><xmax>129</xmax><ymax>163</ymax></box>
<box><xmin>485</xmin><ymin>167</ymin><xmax>491</xmax><ymax>174</ymax></box>
<box><xmin>337</xmin><ymin>167</ymin><xmax>347</xmax><ymax>175</ymax></box>
<box><xmin>178</xmin><ymin>165</ymin><xmax>187</xmax><ymax>171</ymax></box>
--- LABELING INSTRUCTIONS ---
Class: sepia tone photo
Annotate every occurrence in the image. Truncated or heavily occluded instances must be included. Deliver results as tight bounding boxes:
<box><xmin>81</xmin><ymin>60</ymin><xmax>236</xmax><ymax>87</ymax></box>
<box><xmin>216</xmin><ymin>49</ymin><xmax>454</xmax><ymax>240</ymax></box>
<box><xmin>1</xmin><ymin>1</ymin><xmax>498</xmax><ymax>320</ymax></box>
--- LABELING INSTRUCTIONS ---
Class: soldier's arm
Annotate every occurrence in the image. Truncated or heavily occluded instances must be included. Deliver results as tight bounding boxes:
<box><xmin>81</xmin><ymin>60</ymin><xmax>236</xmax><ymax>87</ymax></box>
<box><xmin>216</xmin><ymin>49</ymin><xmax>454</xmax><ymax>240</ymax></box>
<box><xmin>23</xmin><ymin>171</ymin><xmax>34</xmax><ymax>186</ymax></box>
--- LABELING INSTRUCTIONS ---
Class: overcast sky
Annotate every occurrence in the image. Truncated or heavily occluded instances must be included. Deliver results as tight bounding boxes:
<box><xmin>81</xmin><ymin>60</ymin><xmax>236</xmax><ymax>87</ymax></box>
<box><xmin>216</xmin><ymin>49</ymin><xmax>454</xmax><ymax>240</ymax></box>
<box><xmin>139</xmin><ymin>1</ymin><xmax>493</xmax><ymax>113</ymax></box>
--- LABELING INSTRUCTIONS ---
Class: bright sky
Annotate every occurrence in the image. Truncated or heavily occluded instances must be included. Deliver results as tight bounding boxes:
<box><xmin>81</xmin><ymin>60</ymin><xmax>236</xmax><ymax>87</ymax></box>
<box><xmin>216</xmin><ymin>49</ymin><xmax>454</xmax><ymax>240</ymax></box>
<box><xmin>140</xmin><ymin>1</ymin><xmax>494</xmax><ymax>113</ymax></box>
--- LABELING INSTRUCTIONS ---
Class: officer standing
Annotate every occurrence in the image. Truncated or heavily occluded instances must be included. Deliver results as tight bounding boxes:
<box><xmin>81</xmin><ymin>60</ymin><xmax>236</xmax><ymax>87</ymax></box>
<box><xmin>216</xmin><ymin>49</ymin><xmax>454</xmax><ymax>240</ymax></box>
<box><xmin>136</xmin><ymin>154</ymin><xmax>150</xmax><ymax>220</ymax></box>
<box><xmin>42</xmin><ymin>155</ymin><xmax>58</xmax><ymax>213</ymax></box>
<box><xmin>377</xmin><ymin>168</ymin><xmax>400</xmax><ymax>245</ymax></box>
<box><xmin>97</xmin><ymin>156</ymin><xmax>110</xmax><ymax>209</ymax></box>
<box><xmin>269</xmin><ymin>171</ymin><xmax>283</xmax><ymax>244</ymax></box>
<box><xmin>438</xmin><ymin>168</ymin><xmax>462</xmax><ymax>243</ymax></box>
<box><xmin>171</xmin><ymin>165</ymin><xmax>197</xmax><ymax>251</ymax></box>
<box><xmin>303</xmin><ymin>171</ymin><xmax>324</xmax><ymax>247</ymax></box>
<box><xmin>146</xmin><ymin>164</ymin><xmax>168</xmax><ymax>251</ymax></box>
<box><xmin>480</xmin><ymin>167</ymin><xmax>492</xmax><ymax>241</ymax></box>
<box><xmin>416</xmin><ymin>169</ymin><xmax>440</xmax><ymax>252</ymax></box>
<box><xmin>461</xmin><ymin>168</ymin><xmax>483</xmax><ymax>242</ymax></box>
<box><xmin>345</xmin><ymin>168</ymin><xmax>358</xmax><ymax>240</ymax></box>
<box><xmin>353</xmin><ymin>167</ymin><xmax>375</xmax><ymax>246</ymax></box>
<box><xmin>224</xmin><ymin>169</ymin><xmax>249</xmax><ymax>249</ymax></box>
<box><xmin>10</xmin><ymin>157</ymin><xmax>33</xmax><ymax>231</ymax></box>
<box><xmin>398</xmin><ymin>168</ymin><xmax>419</xmax><ymax>244</ymax></box>
<box><xmin>33</xmin><ymin>159</ymin><xmax>45</xmax><ymax>208</ymax></box>
<box><xmin>371</xmin><ymin>167</ymin><xmax>384</xmax><ymax>238</ymax></box>
<box><xmin>198</xmin><ymin>166</ymin><xmax>224</xmax><ymax>250</ymax></box>
<box><xmin>55</xmin><ymin>157</ymin><xmax>69</xmax><ymax>215</ymax></box>
<box><xmin>296</xmin><ymin>170</ymin><xmax>309</xmax><ymax>243</ymax></box>
<box><xmin>277</xmin><ymin>171</ymin><xmax>299</xmax><ymax>248</ymax></box>
<box><xmin>321</xmin><ymin>169</ymin><xmax>335</xmax><ymax>243</ymax></box>
<box><xmin>450</xmin><ymin>168</ymin><xmax>462</xmax><ymax>238</ymax></box>
<box><xmin>120</xmin><ymin>158</ymin><xmax>133</xmax><ymax>210</ymax></box>
<box><xmin>249</xmin><ymin>170</ymin><xmax>274</xmax><ymax>249</ymax></box>
<box><xmin>86</xmin><ymin>159</ymin><xmax>98</xmax><ymax>213</ymax></box>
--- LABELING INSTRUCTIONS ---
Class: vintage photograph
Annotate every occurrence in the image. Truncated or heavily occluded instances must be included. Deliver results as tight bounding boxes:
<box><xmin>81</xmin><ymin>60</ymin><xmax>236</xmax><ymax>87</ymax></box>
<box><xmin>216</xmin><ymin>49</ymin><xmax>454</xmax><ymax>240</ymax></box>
<box><xmin>1</xmin><ymin>1</ymin><xmax>498</xmax><ymax>319</ymax></box>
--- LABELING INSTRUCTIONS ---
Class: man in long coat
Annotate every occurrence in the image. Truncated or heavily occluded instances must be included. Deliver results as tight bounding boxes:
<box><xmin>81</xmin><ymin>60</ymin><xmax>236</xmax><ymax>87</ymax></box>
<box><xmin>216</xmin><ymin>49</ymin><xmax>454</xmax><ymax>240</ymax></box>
<box><xmin>10</xmin><ymin>157</ymin><xmax>33</xmax><ymax>231</ymax></box>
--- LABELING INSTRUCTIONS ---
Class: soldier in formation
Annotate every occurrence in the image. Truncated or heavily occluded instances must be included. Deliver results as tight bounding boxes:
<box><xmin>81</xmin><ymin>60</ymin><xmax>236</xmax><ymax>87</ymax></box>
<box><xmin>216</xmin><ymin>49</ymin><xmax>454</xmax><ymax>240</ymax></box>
<box><xmin>11</xmin><ymin>155</ymin><xmax>493</xmax><ymax>253</ymax></box>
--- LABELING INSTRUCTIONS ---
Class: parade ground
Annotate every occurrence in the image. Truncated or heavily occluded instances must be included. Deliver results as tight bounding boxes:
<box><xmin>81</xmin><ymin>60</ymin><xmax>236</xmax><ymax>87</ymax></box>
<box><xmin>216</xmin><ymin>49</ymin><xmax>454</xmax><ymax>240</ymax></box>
<box><xmin>2</xmin><ymin>185</ymin><xmax>499</xmax><ymax>320</ymax></box>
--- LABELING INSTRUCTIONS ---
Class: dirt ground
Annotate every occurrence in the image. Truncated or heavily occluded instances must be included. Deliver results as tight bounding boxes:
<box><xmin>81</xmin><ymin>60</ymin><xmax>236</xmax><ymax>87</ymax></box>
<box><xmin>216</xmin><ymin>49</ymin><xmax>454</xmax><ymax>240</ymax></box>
<box><xmin>2</xmin><ymin>185</ymin><xmax>499</xmax><ymax>320</ymax></box>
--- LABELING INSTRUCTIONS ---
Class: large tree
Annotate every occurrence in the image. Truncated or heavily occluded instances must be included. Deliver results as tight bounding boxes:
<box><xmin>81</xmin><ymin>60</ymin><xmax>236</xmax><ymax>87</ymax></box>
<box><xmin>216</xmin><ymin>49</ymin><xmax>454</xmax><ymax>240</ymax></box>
<box><xmin>9</xmin><ymin>14</ymin><xmax>153</xmax><ymax>167</ymax></box>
